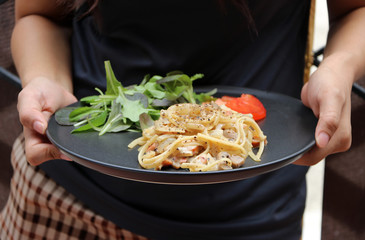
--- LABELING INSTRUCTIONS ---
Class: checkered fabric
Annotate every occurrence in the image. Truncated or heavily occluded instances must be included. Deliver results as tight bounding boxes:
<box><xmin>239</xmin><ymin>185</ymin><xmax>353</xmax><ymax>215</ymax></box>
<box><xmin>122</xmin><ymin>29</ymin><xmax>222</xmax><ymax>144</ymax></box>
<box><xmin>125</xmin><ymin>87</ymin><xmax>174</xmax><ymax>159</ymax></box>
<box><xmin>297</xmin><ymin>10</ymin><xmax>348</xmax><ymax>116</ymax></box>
<box><xmin>0</xmin><ymin>134</ymin><xmax>150</xmax><ymax>240</ymax></box>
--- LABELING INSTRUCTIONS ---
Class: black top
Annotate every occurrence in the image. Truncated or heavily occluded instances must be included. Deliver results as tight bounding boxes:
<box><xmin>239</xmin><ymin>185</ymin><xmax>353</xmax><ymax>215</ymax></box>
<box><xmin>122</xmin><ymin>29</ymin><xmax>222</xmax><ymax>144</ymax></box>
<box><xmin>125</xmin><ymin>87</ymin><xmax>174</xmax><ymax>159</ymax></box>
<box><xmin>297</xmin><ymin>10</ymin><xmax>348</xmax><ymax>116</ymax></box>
<box><xmin>40</xmin><ymin>0</ymin><xmax>311</xmax><ymax>239</ymax></box>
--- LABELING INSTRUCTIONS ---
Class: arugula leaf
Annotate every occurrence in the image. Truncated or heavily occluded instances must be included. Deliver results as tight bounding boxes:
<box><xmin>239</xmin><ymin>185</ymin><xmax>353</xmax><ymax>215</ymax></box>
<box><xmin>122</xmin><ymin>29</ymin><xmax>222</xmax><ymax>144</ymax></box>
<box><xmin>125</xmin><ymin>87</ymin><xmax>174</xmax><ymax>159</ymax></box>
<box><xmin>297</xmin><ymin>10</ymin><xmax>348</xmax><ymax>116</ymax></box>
<box><xmin>139</xmin><ymin>113</ymin><xmax>155</xmax><ymax>131</ymax></box>
<box><xmin>105</xmin><ymin>60</ymin><xmax>123</xmax><ymax>95</ymax></box>
<box><xmin>71</xmin><ymin>110</ymin><xmax>108</xmax><ymax>133</ymax></box>
<box><xmin>194</xmin><ymin>88</ymin><xmax>218</xmax><ymax>103</ymax></box>
<box><xmin>157</xmin><ymin>72</ymin><xmax>204</xmax><ymax>104</ymax></box>
<box><xmin>55</xmin><ymin>107</ymin><xmax>78</xmax><ymax>126</ymax></box>
<box><xmin>99</xmin><ymin>100</ymin><xmax>130</xmax><ymax>135</ymax></box>
<box><xmin>116</xmin><ymin>89</ymin><xmax>151</xmax><ymax>123</ymax></box>
<box><xmin>80</xmin><ymin>95</ymin><xmax>100</xmax><ymax>104</ymax></box>
<box><xmin>124</xmin><ymin>92</ymin><xmax>149</xmax><ymax>108</ymax></box>
<box><xmin>143</xmin><ymin>81</ymin><xmax>166</xmax><ymax>99</ymax></box>
<box><xmin>69</xmin><ymin>106</ymin><xmax>101</xmax><ymax>122</ymax></box>
<box><xmin>190</xmin><ymin>73</ymin><xmax>204</xmax><ymax>81</ymax></box>
<box><xmin>67</xmin><ymin>60</ymin><xmax>216</xmax><ymax>134</ymax></box>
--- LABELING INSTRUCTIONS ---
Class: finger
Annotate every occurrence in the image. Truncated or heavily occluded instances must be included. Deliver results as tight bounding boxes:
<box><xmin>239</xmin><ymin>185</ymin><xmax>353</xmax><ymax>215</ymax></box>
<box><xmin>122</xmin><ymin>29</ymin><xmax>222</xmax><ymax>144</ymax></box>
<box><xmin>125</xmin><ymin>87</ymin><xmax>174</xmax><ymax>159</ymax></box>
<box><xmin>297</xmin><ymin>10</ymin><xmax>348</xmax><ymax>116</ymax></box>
<box><xmin>293</xmin><ymin>145</ymin><xmax>326</xmax><ymax>166</ymax></box>
<box><xmin>300</xmin><ymin>83</ymin><xmax>309</xmax><ymax>107</ymax></box>
<box><xmin>301</xmin><ymin>81</ymin><xmax>320</xmax><ymax>118</ymax></box>
<box><xmin>294</xmin><ymin>128</ymin><xmax>350</xmax><ymax>166</ymax></box>
<box><xmin>294</xmin><ymin>100</ymin><xmax>351</xmax><ymax>166</ymax></box>
<box><xmin>315</xmin><ymin>90</ymin><xmax>344</xmax><ymax>148</ymax></box>
<box><xmin>23</xmin><ymin>128</ymin><xmax>71</xmax><ymax>165</ymax></box>
<box><xmin>326</xmin><ymin>98</ymin><xmax>352</xmax><ymax>154</ymax></box>
<box><xmin>59</xmin><ymin>151</ymin><xmax>73</xmax><ymax>161</ymax></box>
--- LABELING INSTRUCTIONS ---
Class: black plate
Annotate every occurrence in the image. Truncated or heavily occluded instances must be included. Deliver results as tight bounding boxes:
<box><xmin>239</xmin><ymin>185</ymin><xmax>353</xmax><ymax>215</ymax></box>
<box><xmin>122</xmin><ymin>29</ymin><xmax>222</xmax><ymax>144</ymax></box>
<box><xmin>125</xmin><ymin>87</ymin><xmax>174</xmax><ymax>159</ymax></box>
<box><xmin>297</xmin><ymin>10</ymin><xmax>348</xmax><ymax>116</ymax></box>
<box><xmin>46</xmin><ymin>86</ymin><xmax>317</xmax><ymax>185</ymax></box>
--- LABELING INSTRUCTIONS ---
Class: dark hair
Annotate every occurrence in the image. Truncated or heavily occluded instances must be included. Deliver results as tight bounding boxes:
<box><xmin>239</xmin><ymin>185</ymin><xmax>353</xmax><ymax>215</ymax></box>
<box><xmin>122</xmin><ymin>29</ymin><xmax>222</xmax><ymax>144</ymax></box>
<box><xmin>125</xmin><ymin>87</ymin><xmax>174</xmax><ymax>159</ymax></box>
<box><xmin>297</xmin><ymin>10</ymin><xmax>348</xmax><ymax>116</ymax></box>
<box><xmin>57</xmin><ymin>0</ymin><xmax>254</xmax><ymax>20</ymax></box>
<box><xmin>55</xmin><ymin>0</ymin><xmax>97</xmax><ymax>16</ymax></box>
<box><xmin>218</xmin><ymin>0</ymin><xmax>255</xmax><ymax>28</ymax></box>
<box><xmin>56</xmin><ymin>0</ymin><xmax>256</xmax><ymax>32</ymax></box>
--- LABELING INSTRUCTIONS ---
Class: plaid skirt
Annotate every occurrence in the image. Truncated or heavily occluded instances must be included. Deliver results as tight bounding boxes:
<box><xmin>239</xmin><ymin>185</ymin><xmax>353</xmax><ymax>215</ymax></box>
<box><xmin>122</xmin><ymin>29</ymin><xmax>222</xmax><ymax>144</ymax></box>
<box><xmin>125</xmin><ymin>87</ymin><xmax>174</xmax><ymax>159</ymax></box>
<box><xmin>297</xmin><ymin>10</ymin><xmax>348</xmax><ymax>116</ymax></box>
<box><xmin>0</xmin><ymin>134</ymin><xmax>149</xmax><ymax>240</ymax></box>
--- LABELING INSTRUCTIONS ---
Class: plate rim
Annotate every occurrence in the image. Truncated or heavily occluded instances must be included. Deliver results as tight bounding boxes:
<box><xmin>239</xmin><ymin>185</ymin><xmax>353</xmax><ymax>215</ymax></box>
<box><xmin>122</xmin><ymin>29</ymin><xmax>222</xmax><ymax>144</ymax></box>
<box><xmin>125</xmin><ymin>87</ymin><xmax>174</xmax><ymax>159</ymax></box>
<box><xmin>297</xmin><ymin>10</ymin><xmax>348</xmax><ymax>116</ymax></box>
<box><xmin>46</xmin><ymin>86</ymin><xmax>316</xmax><ymax>184</ymax></box>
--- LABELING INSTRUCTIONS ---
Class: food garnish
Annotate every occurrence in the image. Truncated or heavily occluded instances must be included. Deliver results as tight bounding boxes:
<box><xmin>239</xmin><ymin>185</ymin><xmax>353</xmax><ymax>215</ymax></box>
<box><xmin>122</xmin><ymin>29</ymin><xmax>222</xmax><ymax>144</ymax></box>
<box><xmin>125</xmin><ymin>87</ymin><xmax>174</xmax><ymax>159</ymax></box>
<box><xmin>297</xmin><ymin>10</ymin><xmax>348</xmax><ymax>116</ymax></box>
<box><xmin>58</xmin><ymin>61</ymin><xmax>216</xmax><ymax>134</ymax></box>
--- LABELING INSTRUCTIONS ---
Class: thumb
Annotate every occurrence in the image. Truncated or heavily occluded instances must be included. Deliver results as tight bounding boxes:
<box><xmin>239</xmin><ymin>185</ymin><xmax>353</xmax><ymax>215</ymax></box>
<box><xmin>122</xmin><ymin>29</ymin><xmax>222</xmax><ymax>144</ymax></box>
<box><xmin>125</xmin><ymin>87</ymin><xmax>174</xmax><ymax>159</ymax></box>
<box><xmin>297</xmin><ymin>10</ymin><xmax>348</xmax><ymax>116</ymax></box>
<box><xmin>17</xmin><ymin>91</ymin><xmax>49</xmax><ymax>135</ymax></box>
<box><xmin>33</xmin><ymin>119</ymin><xmax>47</xmax><ymax>135</ymax></box>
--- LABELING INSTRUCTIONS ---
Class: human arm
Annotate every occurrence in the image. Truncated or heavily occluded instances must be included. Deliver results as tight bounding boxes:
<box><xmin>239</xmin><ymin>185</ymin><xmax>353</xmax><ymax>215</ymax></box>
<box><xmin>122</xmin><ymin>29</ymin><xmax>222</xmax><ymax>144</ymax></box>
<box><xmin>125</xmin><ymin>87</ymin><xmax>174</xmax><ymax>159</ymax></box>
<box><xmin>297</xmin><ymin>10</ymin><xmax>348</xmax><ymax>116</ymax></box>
<box><xmin>295</xmin><ymin>0</ymin><xmax>365</xmax><ymax>165</ymax></box>
<box><xmin>12</xmin><ymin>0</ymin><xmax>77</xmax><ymax>165</ymax></box>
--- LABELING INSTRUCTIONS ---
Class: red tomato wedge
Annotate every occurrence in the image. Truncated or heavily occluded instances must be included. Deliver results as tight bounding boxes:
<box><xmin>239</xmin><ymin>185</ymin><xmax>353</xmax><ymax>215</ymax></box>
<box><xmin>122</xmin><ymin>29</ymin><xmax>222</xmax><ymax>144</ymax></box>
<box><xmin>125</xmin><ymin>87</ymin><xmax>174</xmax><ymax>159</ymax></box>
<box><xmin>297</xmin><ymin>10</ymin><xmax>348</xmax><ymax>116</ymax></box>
<box><xmin>216</xmin><ymin>94</ymin><xmax>266</xmax><ymax>121</ymax></box>
<box><xmin>221</xmin><ymin>96</ymin><xmax>236</xmax><ymax>102</ymax></box>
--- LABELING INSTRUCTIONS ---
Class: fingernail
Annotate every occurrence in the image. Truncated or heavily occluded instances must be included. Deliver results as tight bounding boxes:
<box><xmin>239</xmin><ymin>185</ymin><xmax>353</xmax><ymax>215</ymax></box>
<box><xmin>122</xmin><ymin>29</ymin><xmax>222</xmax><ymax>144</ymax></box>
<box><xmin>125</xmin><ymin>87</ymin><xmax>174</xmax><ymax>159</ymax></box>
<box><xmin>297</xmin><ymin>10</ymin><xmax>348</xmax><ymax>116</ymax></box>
<box><xmin>33</xmin><ymin>121</ymin><xmax>45</xmax><ymax>134</ymax></box>
<box><xmin>317</xmin><ymin>132</ymin><xmax>330</xmax><ymax>148</ymax></box>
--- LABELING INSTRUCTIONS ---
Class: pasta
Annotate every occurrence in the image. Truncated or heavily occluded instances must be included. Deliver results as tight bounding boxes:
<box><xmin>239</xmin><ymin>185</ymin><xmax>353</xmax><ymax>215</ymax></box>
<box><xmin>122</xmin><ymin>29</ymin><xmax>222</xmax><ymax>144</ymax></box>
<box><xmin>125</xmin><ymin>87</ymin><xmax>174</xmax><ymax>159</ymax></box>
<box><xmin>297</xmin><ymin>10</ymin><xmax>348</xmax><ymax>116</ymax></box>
<box><xmin>128</xmin><ymin>102</ymin><xmax>267</xmax><ymax>172</ymax></box>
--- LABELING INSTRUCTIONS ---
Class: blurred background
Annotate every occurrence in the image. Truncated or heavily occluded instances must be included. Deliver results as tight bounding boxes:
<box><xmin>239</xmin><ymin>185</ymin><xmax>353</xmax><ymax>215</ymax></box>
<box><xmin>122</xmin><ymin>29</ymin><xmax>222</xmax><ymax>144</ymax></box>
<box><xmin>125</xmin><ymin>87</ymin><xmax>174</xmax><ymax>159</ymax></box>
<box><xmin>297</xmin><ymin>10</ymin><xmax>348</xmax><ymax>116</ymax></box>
<box><xmin>1</xmin><ymin>0</ymin><xmax>364</xmax><ymax>239</ymax></box>
<box><xmin>0</xmin><ymin>0</ymin><xmax>22</xmax><ymax>214</ymax></box>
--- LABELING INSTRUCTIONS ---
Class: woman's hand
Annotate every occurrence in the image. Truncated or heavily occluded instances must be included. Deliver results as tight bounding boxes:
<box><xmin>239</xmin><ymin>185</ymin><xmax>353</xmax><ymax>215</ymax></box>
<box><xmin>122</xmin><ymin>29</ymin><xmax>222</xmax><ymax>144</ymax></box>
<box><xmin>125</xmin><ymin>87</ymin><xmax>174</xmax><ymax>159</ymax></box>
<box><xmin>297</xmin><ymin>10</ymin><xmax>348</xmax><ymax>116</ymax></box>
<box><xmin>294</xmin><ymin>56</ymin><xmax>353</xmax><ymax>165</ymax></box>
<box><xmin>294</xmin><ymin>1</ymin><xmax>365</xmax><ymax>166</ymax></box>
<box><xmin>17</xmin><ymin>77</ymin><xmax>77</xmax><ymax>166</ymax></box>
<box><xmin>12</xmin><ymin>2</ymin><xmax>74</xmax><ymax>166</ymax></box>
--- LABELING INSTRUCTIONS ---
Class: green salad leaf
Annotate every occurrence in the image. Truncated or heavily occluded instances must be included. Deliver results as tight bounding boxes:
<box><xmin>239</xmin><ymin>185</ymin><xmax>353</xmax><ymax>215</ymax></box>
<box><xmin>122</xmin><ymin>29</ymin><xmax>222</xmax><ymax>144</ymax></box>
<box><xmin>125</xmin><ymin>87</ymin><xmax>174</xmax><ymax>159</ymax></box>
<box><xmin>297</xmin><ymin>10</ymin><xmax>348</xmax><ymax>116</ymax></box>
<box><xmin>68</xmin><ymin>60</ymin><xmax>216</xmax><ymax>135</ymax></box>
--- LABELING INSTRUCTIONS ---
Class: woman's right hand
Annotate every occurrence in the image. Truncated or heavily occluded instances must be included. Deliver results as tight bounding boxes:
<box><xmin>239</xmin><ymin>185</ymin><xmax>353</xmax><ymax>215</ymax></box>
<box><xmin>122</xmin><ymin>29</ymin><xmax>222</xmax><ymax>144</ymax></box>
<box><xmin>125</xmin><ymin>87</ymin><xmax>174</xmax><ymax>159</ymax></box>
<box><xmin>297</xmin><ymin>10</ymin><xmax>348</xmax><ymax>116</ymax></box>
<box><xmin>17</xmin><ymin>77</ymin><xmax>77</xmax><ymax>166</ymax></box>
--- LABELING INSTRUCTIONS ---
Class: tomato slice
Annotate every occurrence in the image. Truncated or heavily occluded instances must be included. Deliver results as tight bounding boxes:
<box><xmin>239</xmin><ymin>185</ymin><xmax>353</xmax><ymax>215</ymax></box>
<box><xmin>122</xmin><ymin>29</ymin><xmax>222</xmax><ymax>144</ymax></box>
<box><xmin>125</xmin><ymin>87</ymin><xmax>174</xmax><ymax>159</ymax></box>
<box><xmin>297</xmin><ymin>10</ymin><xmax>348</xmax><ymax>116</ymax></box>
<box><xmin>221</xmin><ymin>96</ymin><xmax>236</xmax><ymax>102</ymax></box>
<box><xmin>217</xmin><ymin>94</ymin><xmax>266</xmax><ymax>121</ymax></box>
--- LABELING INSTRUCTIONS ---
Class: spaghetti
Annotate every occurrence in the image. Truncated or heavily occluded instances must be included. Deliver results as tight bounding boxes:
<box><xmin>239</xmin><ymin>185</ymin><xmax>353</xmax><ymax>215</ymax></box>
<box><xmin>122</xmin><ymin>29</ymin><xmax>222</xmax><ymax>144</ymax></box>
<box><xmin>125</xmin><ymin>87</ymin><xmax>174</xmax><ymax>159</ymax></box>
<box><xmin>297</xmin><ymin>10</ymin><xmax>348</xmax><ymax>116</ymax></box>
<box><xmin>128</xmin><ymin>102</ymin><xmax>267</xmax><ymax>172</ymax></box>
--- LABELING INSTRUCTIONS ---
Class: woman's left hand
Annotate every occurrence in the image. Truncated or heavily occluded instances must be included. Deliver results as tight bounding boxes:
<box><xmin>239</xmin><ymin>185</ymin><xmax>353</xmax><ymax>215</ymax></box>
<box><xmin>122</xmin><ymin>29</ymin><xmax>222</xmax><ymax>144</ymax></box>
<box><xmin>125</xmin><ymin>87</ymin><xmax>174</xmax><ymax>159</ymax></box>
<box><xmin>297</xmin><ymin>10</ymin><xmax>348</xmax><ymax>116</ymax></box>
<box><xmin>294</xmin><ymin>56</ymin><xmax>353</xmax><ymax>165</ymax></box>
